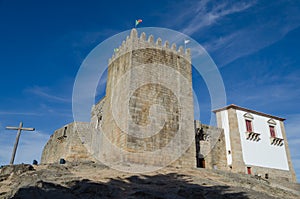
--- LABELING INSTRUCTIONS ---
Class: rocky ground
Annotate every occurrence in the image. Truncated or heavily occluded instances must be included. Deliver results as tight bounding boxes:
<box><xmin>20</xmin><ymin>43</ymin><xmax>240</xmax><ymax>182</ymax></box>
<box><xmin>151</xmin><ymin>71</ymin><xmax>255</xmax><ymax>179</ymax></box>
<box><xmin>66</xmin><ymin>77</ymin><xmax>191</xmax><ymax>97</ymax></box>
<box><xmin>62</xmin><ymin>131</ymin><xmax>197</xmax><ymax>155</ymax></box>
<box><xmin>0</xmin><ymin>162</ymin><xmax>299</xmax><ymax>199</ymax></box>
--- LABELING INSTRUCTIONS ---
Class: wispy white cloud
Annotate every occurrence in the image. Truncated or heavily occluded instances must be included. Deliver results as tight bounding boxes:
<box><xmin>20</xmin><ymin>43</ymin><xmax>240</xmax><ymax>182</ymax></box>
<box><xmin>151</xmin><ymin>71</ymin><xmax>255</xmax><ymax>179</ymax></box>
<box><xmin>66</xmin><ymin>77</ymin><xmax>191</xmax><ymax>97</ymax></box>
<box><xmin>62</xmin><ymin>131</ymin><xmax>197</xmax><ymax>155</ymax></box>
<box><xmin>36</xmin><ymin>103</ymin><xmax>73</xmax><ymax>118</ymax></box>
<box><xmin>180</xmin><ymin>1</ymin><xmax>254</xmax><ymax>35</ymax></box>
<box><xmin>227</xmin><ymin>89</ymin><xmax>300</xmax><ymax>121</ymax></box>
<box><xmin>227</xmin><ymin>71</ymin><xmax>300</xmax><ymax>109</ymax></box>
<box><xmin>203</xmin><ymin>31</ymin><xmax>241</xmax><ymax>52</ymax></box>
<box><xmin>210</xmin><ymin>24</ymin><xmax>300</xmax><ymax>67</ymax></box>
<box><xmin>25</xmin><ymin>86</ymin><xmax>71</xmax><ymax>103</ymax></box>
<box><xmin>170</xmin><ymin>0</ymin><xmax>300</xmax><ymax>66</ymax></box>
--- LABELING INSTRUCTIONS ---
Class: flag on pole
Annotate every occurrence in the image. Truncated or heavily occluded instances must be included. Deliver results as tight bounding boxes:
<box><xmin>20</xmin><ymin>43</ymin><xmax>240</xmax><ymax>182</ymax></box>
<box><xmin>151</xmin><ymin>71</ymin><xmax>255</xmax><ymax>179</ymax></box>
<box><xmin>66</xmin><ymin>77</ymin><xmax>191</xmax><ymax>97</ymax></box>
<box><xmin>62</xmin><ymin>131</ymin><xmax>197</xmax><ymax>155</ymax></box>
<box><xmin>135</xmin><ymin>19</ymin><xmax>142</xmax><ymax>27</ymax></box>
<box><xmin>184</xmin><ymin>39</ymin><xmax>190</xmax><ymax>50</ymax></box>
<box><xmin>184</xmin><ymin>39</ymin><xmax>190</xmax><ymax>44</ymax></box>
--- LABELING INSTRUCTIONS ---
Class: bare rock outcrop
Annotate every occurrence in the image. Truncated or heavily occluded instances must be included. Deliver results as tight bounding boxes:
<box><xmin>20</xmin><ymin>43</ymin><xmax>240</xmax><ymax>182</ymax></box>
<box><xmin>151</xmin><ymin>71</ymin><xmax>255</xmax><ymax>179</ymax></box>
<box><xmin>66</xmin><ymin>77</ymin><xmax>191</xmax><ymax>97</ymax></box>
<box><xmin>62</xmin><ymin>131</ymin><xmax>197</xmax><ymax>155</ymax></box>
<box><xmin>0</xmin><ymin>162</ymin><xmax>299</xmax><ymax>199</ymax></box>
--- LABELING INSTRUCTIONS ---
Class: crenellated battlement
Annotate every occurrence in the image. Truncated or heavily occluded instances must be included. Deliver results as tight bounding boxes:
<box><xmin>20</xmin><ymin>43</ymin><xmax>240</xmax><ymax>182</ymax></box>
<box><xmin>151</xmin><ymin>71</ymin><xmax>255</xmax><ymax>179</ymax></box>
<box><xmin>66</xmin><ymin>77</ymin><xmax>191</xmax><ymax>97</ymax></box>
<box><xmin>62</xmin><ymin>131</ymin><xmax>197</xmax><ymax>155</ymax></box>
<box><xmin>109</xmin><ymin>29</ymin><xmax>191</xmax><ymax>65</ymax></box>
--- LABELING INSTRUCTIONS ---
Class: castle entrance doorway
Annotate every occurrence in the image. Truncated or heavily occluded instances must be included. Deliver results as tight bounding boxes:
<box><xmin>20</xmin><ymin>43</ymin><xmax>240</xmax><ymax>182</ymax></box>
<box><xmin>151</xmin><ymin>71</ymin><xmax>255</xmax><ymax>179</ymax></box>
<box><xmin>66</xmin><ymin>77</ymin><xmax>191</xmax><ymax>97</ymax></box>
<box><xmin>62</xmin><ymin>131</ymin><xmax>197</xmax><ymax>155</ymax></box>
<box><xmin>197</xmin><ymin>158</ymin><xmax>205</xmax><ymax>168</ymax></box>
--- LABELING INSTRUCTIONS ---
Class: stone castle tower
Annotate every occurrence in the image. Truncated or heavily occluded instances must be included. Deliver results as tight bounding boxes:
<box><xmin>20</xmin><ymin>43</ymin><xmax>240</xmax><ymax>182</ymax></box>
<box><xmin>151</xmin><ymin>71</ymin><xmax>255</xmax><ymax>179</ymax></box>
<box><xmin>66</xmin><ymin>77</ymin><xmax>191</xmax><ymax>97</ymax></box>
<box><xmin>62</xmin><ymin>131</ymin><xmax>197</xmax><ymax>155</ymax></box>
<box><xmin>42</xmin><ymin>29</ymin><xmax>196</xmax><ymax>171</ymax></box>
<box><xmin>89</xmin><ymin>29</ymin><xmax>195</xmax><ymax>169</ymax></box>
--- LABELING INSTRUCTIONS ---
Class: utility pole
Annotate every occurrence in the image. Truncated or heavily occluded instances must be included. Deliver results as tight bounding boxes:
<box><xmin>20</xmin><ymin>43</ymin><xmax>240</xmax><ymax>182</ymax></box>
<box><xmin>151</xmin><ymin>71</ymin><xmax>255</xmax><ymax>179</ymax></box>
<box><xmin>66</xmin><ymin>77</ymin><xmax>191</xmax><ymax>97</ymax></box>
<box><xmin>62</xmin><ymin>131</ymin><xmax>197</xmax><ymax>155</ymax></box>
<box><xmin>6</xmin><ymin>122</ymin><xmax>35</xmax><ymax>165</ymax></box>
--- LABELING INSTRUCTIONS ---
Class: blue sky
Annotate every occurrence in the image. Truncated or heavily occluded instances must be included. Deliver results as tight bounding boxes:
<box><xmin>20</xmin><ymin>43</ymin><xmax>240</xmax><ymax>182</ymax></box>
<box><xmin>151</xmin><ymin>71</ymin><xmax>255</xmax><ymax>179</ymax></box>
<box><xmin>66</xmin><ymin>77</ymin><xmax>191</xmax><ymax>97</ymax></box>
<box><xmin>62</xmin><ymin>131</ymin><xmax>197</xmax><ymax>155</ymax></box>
<box><xmin>0</xmin><ymin>0</ymin><xmax>299</xmax><ymax>181</ymax></box>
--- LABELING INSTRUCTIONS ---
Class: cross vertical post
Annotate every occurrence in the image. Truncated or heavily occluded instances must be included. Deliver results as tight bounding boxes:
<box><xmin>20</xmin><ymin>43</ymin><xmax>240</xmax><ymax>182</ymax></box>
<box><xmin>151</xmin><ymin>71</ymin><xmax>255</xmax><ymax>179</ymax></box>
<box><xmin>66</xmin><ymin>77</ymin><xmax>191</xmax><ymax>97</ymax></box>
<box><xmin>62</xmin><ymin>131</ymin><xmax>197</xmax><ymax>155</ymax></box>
<box><xmin>5</xmin><ymin>122</ymin><xmax>35</xmax><ymax>165</ymax></box>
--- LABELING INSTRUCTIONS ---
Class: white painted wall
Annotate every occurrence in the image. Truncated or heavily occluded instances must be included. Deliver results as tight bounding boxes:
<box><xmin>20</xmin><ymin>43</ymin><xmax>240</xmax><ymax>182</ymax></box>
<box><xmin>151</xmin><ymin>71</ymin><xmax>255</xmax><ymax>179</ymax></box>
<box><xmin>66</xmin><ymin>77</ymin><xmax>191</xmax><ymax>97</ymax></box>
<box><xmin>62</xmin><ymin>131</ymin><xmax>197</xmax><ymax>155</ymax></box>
<box><xmin>220</xmin><ymin>110</ymin><xmax>232</xmax><ymax>165</ymax></box>
<box><xmin>236</xmin><ymin>110</ymin><xmax>289</xmax><ymax>170</ymax></box>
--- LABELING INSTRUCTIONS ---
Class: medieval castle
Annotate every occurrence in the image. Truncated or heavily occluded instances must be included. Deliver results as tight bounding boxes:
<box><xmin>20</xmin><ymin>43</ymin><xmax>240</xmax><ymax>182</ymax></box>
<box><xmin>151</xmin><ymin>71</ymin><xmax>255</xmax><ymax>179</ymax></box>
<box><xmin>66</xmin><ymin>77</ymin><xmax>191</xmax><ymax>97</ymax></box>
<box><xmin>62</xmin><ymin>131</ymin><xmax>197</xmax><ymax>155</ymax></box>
<box><xmin>41</xmin><ymin>29</ymin><xmax>296</xmax><ymax>182</ymax></box>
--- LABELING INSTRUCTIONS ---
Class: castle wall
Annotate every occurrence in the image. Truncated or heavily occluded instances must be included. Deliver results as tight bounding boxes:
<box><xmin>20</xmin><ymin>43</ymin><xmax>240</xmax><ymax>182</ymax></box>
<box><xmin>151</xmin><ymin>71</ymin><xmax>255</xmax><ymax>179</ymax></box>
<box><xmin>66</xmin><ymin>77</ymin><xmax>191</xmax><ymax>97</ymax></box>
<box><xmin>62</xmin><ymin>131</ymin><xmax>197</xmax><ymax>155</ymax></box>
<box><xmin>91</xmin><ymin>97</ymin><xmax>105</xmax><ymax>129</ymax></box>
<box><xmin>41</xmin><ymin>122</ymin><xmax>95</xmax><ymax>164</ymax></box>
<box><xmin>194</xmin><ymin>121</ymin><xmax>228</xmax><ymax>170</ymax></box>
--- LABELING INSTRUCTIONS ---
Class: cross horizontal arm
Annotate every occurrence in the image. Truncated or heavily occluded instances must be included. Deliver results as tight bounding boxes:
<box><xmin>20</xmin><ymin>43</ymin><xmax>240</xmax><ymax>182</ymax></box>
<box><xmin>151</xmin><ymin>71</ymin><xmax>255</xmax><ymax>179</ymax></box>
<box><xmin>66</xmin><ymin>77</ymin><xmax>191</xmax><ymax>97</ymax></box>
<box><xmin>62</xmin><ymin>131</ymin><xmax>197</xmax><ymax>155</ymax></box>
<box><xmin>21</xmin><ymin>127</ymin><xmax>35</xmax><ymax>131</ymax></box>
<box><xmin>6</xmin><ymin>127</ymin><xmax>35</xmax><ymax>131</ymax></box>
<box><xmin>6</xmin><ymin>127</ymin><xmax>19</xmax><ymax>130</ymax></box>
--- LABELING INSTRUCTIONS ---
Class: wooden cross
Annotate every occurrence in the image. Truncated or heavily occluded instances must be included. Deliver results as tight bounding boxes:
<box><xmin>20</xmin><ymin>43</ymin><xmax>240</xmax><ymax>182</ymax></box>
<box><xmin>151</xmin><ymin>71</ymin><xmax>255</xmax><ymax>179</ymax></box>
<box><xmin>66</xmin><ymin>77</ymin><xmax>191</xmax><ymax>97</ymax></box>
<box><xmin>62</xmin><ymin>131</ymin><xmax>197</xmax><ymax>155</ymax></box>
<box><xmin>6</xmin><ymin>122</ymin><xmax>35</xmax><ymax>165</ymax></box>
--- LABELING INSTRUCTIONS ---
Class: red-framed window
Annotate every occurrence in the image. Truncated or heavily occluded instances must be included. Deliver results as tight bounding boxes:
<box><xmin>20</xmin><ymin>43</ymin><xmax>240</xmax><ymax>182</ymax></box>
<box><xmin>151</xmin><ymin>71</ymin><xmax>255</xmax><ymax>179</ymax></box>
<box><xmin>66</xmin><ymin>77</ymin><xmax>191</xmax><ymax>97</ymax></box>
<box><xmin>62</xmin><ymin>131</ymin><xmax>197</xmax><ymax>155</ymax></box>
<box><xmin>269</xmin><ymin>126</ymin><xmax>276</xmax><ymax>137</ymax></box>
<box><xmin>245</xmin><ymin>120</ymin><xmax>253</xmax><ymax>132</ymax></box>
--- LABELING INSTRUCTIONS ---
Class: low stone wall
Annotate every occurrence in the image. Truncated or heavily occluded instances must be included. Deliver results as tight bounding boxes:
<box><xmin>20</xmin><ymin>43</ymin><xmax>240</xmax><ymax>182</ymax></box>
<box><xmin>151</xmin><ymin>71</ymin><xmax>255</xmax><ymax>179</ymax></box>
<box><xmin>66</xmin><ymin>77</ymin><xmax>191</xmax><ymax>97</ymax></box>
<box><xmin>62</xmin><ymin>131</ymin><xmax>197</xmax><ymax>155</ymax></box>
<box><xmin>245</xmin><ymin>164</ymin><xmax>295</xmax><ymax>182</ymax></box>
<box><xmin>41</xmin><ymin>122</ymin><xmax>95</xmax><ymax>164</ymax></box>
<box><xmin>195</xmin><ymin>121</ymin><xmax>228</xmax><ymax>171</ymax></box>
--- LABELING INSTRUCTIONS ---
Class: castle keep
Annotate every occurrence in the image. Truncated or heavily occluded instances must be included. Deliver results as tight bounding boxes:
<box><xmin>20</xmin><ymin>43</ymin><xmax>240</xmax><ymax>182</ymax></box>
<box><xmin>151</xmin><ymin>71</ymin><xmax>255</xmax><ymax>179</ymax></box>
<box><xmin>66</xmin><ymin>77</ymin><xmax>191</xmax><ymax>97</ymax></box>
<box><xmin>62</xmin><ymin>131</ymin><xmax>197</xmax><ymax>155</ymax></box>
<box><xmin>41</xmin><ymin>29</ymin><xmax>296</xmax><ymax>182</ymax></box>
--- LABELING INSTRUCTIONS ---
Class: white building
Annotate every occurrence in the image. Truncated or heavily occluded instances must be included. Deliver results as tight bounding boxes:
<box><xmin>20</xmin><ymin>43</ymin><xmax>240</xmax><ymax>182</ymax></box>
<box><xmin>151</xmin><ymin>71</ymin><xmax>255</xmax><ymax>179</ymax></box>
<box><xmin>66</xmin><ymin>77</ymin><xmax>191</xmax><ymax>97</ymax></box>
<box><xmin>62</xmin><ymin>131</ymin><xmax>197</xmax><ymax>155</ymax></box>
<box><xmin>214</xmin><ymin>104</ymin><xmax>296</xmax><ymax>182</ymax></box>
